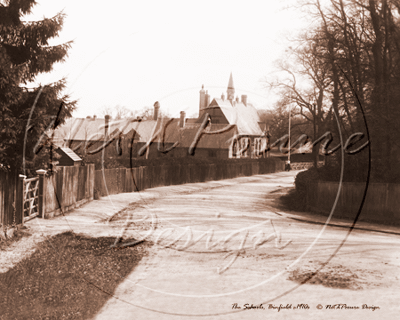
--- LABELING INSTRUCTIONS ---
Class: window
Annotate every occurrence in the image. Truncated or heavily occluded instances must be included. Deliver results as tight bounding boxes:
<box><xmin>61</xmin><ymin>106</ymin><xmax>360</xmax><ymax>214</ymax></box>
<box><xmin>253</xmin><ymin>138</ymin><xmax>263</xmax><ymax>158</ymax></box>
<box><xmin>232</xmin><ymin>140</ymin><xmax>238</xmax><ymax>158</ymax></box>
<box><xmin>241</xmin><ymin>138</ymin><xmax>250</xmax><ymax>157</ymax></box>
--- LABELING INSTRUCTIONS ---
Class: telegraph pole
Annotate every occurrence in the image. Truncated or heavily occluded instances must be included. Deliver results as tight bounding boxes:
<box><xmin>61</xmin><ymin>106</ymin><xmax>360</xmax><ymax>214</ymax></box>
<box><xmin>287</xmin><ymin>95</ymin><xmax>292</xmax><ymax>171</ymax></box>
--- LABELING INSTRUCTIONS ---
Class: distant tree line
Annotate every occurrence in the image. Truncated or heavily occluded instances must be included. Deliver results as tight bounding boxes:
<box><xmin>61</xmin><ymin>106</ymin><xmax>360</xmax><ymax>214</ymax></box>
<box><xmin>98</xmin><ymin>105</ymin><xmax>170</xmax><ymax>120</ymax></box>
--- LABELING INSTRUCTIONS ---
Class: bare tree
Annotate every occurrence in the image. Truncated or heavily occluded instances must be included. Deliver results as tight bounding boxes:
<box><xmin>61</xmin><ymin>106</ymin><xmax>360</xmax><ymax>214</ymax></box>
<box><xmin>99</xmin><ymin>106</ymin><xmax>114</xmax><ymax>118</ymax></box>
<box><xmin>266</xmin><ymin>0</ymin><xmax>400</xmax><ymax>179</ymax></box>
<box><xmin>266</xmin><ymin>32</ymin><xmax>335</xmax><ymax>166</ymax></box>
<box><xmin>98</xmin><ymin>105</ymin><xmax>133</xmax><ymax>119</ymax></box>
<box><xmin>114</xmin><ymin>105</ymin><xmax>132</xmax><ymax>119</ymax></box>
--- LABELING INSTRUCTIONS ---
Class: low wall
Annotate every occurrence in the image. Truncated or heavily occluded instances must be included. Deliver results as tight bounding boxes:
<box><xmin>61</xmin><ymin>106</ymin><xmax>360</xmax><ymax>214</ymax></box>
<box><xmin>95</xmin><ymin>159</ymin><xmax>285</xmax><ymax>197</ymax></box>
<box><xmin>290</xmin><ymin>161</ymin><xmax>325</xmax><ymax>170</ymax></box>
<box><xmin>306</xmin><ymin>181</ymin><xmax>400</xmax><ymax>224</ymax></box>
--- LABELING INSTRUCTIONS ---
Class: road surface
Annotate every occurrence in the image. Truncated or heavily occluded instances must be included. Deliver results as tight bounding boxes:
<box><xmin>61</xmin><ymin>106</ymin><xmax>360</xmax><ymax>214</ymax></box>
<box><xmin>88</xmin><ymin>171</ymin><xmax>400</xmax><ymax>320</ymax></box>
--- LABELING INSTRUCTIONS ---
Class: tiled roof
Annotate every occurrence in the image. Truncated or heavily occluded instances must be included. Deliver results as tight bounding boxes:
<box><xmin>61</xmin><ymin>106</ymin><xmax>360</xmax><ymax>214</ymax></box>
<box><xmin>109</xmin><ymin>118</ymin><xmax>158</xmax><ymax>142</ymax></box>
<box><xmin>51</xmin><ymin>117</ymin><xmax>160</xmax><ymax>145</ymax></box>
<box><xmin>52</xmin><ymin>117</ymin><xmax>106</xmax><ymax>144</ymax></box>
<box><xmin>185</xmin><ymin>118</ymin><xmax>198</xmax><ymax>124</ymax></box>
<box><xmin>52</xmin><ymin>111</ymin><xmax>246</xmax><ymax>152</ymax></box>
<box><xmin>204</xmin><ymin>98</ymin><xmax>263</xmax><ymax>136</ymax></box>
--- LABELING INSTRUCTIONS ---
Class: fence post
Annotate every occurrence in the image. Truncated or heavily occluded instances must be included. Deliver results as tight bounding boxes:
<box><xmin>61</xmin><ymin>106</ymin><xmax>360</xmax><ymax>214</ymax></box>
<box><xmin>17</xmin><ymin>175</ymin><xmax>26</xmax><ymax>226</ymax></box>
<box><xmin>36</xmin><ymin>170</ymin><xmax>47</xmax><ymax>218</ymax></box>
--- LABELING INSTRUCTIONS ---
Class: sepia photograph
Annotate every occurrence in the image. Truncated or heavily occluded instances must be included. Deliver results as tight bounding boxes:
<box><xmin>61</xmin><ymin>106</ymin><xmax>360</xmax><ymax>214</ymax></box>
<box><xmin>0</xmin><ymin>0</ymin><xmax>399</xmax><ymax>319</ymax></box>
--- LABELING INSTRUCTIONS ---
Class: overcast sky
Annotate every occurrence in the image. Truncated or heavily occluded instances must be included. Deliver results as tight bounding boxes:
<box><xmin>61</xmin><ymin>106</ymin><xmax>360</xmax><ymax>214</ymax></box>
<box><xmin>28</xmin><ymin>0</ymin><xmax>308</xmax><ymax>119</ymax></box>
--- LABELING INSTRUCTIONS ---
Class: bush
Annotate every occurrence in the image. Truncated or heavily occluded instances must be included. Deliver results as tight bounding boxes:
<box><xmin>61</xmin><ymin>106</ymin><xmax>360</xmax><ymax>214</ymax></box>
<box><xmin>291</xmin><ymin>152</ymin><xmax>370</xmax><ymax>210</ymax></box>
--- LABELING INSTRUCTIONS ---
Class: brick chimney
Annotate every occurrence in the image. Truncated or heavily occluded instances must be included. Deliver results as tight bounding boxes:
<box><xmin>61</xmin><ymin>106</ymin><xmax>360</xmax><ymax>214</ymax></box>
<box><xmin>105</xmin><ymin>115</ymin><xmax>110</xmax><ymax>139</ymax></box>
<box><xmin>180</xmin><ymin>111</ymin><xmax>186</xmax><ymax>128</ymax></box>
<box><xmin>153</xmin><ymin>101</ymin><xmax>160</xmax><ymax>120</ymax></box>
<box><xmin>241</xmin><ymin>94</ymin><xmax>247</xmax><ymax>106</ymax></box>
<box><xmin>221</xmin><ymin>92</ymin><xmax>225</xmax><ymax>101</ymax></box>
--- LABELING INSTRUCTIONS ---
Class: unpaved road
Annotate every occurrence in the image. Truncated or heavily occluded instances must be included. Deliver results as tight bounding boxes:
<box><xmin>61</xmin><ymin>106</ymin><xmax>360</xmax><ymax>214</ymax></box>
<box><xmin>88</xmin><ymin>171</ymin><xmax>400</xmax><ymax>320</ymax></box>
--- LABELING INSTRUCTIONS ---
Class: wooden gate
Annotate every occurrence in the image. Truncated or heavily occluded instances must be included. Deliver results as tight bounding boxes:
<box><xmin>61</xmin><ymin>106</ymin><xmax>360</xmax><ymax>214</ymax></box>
<box><xmin>23</xmin><ymin>177</ymin><xmax>40</xmax><ymax>222</ymax></box>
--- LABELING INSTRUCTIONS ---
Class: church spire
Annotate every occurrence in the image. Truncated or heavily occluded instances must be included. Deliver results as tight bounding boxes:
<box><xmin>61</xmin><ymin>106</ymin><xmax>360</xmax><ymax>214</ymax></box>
<box><xmin>227</xmin><ymin>72</ymin><xmax>235</xmax><ymax>102</ymax></box>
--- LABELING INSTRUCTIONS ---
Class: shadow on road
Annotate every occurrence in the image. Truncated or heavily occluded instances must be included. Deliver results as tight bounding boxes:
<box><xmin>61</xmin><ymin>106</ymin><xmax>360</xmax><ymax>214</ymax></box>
<box><xmin>0</xmin><ymin>231</ymin><xmax>150</xmax><ymax>320</ymax></box>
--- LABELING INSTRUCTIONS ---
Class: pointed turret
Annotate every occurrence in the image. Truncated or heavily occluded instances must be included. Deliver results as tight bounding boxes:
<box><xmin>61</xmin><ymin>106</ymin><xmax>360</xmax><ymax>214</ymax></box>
<box><xmin>227</xmin><ymin>72</ymin><xmax>235</xmax><ymax>102</ymax></box>
<box><xmin>199</xmin><ymin>84</ymin><xmax>206</xmax><ymax>115</ymax></box>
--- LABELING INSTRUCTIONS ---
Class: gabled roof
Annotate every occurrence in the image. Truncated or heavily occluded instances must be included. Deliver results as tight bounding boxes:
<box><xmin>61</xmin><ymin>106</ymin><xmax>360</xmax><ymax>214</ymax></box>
<box><xmin>202</xmin><ymin>98</ymin><xmax>263</xmax><ymax>136</ymax></box>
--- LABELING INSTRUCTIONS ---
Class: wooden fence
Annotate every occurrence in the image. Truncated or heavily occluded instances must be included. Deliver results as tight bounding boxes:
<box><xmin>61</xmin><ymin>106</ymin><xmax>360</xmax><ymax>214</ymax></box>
<box><xmin>306</xmin><ymin>181</ymin><xmax>400</xmax><ymax>224</ymax></box>
<box><xmin>95</xmin><ymin>159</ymin><xmax>284</xmax><ymax>197</ymax></box>
<box><xmin>0</xmin><ymin>170</ymin><xmax>22</xmax><ymax>229</ymax></box>
<box><xmin>43</xmin><ymin>164</ymin><xmax>95</xmax><ymax>218</ymax></box>
<box><xmin>1</xmin><ymin>159</ymin><xmax>284</xmax><ymax>224</ymax></box>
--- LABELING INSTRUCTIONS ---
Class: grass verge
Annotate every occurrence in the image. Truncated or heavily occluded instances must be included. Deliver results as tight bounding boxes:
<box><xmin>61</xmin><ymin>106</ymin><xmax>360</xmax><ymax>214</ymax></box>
<box><xmin>278</xmin><ymin>188</ymin><xmax>307</xmax><ymax>212</ymax></box>
<box><xmin>0</xmin><ymin>227</ymin><xmax>32</xmax><ymax>251</ymax></box>
<box><xmin>1</xmin><ymin>231</ymin><xmax>150</xmax><ymax>320</ymax></box>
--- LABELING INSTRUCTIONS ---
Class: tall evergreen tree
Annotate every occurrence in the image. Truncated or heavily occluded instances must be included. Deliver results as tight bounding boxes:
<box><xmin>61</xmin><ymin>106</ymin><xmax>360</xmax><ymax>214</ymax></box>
<box><xmin>0</xmin><ymin>0</ymin><xmax>76</xmax><ymax>174</ymax></box>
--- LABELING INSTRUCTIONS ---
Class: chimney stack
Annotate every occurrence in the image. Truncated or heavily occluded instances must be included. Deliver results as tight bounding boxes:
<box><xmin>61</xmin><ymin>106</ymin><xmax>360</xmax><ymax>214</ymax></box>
<box><xmin>105</xmin><ymin>115</ymin><xmax>110</xmax><ymax>139</ymax></box>
<box><xmin>153</xmin><ymin>101</ymin><xmax>160</xmax><ymax>120</ymax></box>
<box><xmin>241</xmin><ymin>94</ymin><xmax>247</xmax><ymax>106</ymax></box>
<box><xmin>180</xmin><ymin>111</ymin><xmax>186</xmax><ymax>128</ymax></box>
<box><xmin>221</xmin><ymin>93</ymin><xmax>225</xmax><ymax>101</ymax></box>
<box><xmin>93</xmin><ymin>115</ymin><xmax>97</xmax><ymax>120</ymax></box>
